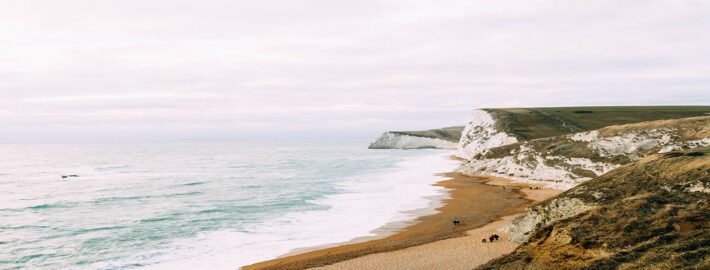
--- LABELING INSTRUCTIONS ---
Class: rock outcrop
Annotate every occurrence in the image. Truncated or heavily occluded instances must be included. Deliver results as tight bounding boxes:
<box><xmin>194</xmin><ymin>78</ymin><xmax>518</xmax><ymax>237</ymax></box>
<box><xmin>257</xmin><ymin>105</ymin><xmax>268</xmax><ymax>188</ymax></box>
<box><xmin>503</xmin><ymin>197</ymin><xmax>594</xmax><ymax>243</ymax></box>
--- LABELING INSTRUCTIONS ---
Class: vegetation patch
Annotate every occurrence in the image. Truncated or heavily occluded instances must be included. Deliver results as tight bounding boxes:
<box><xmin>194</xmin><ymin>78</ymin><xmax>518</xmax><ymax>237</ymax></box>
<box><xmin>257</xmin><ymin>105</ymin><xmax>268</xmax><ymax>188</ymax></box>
<box><xmin>486</xmin><ymin>106</ymin><xmax>710</xmax><ymax>140</ymax></box>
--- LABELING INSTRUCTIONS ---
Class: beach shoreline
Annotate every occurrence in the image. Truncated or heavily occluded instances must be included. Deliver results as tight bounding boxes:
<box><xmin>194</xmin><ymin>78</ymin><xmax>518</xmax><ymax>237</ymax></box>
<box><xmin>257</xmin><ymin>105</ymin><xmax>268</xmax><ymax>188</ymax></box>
<box><xmin>243</xmin><ymin>172</ymin><xmax>561</xmax><ymax>270</ymax></box>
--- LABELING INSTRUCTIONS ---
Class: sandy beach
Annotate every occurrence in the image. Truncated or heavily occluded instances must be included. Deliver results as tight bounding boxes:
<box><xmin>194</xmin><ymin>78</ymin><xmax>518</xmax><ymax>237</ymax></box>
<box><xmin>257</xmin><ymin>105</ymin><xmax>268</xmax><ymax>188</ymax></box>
<box><xmin>243</xmin><ymin>173</ymin><xmax>561</xmax><ymax>270</ymax></box>
<box><xmin>309</xmin><ymin>215</ymin><xmax>521</xmax><ymax>270</ymax></box>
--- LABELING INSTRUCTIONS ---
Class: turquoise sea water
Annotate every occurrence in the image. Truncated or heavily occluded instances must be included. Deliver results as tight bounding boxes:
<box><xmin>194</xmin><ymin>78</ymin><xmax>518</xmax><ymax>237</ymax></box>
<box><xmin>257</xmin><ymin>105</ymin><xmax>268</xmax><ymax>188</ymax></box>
<box><xmin>0</xmin><ymin>142</ymin><xmax>456</xmax><ymax>269</ymax></box>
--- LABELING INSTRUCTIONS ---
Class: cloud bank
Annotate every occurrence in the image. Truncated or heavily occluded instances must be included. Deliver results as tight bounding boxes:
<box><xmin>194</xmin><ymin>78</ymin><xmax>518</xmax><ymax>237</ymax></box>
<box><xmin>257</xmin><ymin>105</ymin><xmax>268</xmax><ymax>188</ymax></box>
<box><xmin>1</xmin><ymin>0</ymin><xmax>709</xmax><ymax>142</ymax></box>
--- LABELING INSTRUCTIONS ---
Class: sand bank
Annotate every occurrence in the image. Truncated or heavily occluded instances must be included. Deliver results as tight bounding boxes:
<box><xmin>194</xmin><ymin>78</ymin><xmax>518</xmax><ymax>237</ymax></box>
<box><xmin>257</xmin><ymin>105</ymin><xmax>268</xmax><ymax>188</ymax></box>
<box><xmin>243</xmin><ymin>173</ymin><xmax>560</xmax><ymax>270</ymax></box>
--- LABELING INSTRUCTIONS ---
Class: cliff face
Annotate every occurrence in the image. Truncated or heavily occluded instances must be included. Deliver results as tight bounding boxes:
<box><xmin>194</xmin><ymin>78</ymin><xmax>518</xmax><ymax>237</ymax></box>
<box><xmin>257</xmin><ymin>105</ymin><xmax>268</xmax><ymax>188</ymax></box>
<box><xmin>456</xmin><ymin>107</ymin><xmax>710</xmax><ymax>153</ymax></box>
<box><xmin>368</xmin><ymin>126</ymin><xmax>463</xmax><ymax>149</ymax></box>
<box><xmin>457</xmin><ymin>117</ymin><xmax>710</xmax><ymax>189</ymax></box>
<box><xmin>478</xmin><ymin>149</ymin><xmax>710</xmax><ymax>270</ymax></box>
<box><xmin>456</xmin><ymin>110</ymin><xmax>518</xmax><ymax>159</ymax></box>
<box><xmin>370</xmin><ymin>106</ymin><xmax>709</xmax><ymax>153</ymax></box>
<box><xmin>368</xmin><ymin>132</ymin><xmax>459</xmax><ymax>149</ymax></box>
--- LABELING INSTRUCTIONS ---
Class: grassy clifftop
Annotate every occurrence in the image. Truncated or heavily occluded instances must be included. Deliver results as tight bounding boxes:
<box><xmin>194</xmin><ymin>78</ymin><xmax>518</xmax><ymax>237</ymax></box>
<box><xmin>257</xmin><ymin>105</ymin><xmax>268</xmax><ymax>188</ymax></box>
<box><xmin>477</xmin><ymin>148</ymin><xmax>710</xmax><ymax>270</ymax></box>
<box><xmin>390</xmin><ymin>126</ymin><xmax>465</xmax><ymax>142</ymax></box>
<box><xmin>486</xmin><ymin>106</ymin><xmax>710</xmax><ymax>140</ymax></box>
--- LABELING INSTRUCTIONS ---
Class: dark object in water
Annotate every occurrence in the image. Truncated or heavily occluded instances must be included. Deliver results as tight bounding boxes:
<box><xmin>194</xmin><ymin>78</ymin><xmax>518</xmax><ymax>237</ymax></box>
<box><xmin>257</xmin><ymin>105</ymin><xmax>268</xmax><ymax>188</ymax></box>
<box><xmin>452</xmin><ymin>220</ymin><xmax>461</xmax><ymax>225</ymax></box>
<box><xmin>61</xmin><ymin>175</ymin><xmax>79</xmax><ymax>179</ymax></box>
<box><xmin>573</xmin><ymin>110</ymin><xmax>594</xmax><ymax>114</ymax></box>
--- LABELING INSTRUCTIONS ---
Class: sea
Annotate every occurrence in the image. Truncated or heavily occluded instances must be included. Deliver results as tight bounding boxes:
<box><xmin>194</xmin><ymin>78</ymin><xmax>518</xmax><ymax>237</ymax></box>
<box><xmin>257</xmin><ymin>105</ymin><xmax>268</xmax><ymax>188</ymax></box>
<box><xmin>0</xmin><ymin>141</ymin><xmax>458</xmax><ymax>270</ymax></box>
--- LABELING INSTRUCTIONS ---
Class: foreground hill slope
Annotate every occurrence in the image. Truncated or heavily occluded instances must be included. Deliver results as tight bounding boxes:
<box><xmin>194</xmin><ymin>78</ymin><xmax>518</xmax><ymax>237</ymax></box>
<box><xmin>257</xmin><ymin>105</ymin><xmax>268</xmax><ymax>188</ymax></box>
<box><xmin>477</xmin><ymin>148</ymin><xmax>710</xmax><ymax>270</ymax></box>
<box><xmin>368</xmin><ymin>126</ymin><xmax>464</xmax><ymax>149</ymax></box>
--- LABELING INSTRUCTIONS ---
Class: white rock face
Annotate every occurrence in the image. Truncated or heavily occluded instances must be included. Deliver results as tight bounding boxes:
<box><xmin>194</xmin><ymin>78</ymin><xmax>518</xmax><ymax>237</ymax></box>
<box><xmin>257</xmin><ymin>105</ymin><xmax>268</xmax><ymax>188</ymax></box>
<box><xmin>658</xmin><ymin>138</ymin><xmax>709</xmax><ymax>153</ymax></box>
<box><xmin>368</xmin><ymin>132</ymin><xmax>458</xmax><ymax>149</ymax></box>
<box><xmin>685</xmin><ymin>138</ymin><xmax>710</xmax><ymax>148</ymax></box>
<box><xmin>456</xmin><ymin>110</ymin><xmax>518</xmax><ymax>159</ymax></box>
<box><xmin>587</xmin><ymin>129</ymin><xmax>673</xmax><ymax>160</ymax></box>
<box><xmin>569</xmin><ymin>130</ymin><xmax>599</xmax><ymax>142</ymax></box>
<box><xmin>503</xmin><ymin>197</ymin><xmax>594</xmax><ymax>243</ymax></box>
<box><xmin>457</xmin><ymin>144</ymin><xmax>618</xmax><ymax>189</ymax></box>
<box><xmin>458</xmin><ymin>125</ymin><xmax>708</xmax><ymax>189</ymax></box>
<box><xmin>687</xmin><ymin>181</ymin><xmax>710</xmax><ymax>194</ymax></box>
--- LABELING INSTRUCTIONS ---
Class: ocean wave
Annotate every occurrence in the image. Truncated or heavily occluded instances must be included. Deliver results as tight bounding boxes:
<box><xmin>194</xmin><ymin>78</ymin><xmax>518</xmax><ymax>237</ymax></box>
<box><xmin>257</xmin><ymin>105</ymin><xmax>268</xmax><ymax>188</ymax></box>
<box><xmin>139</xmin><ymin>217</ymin><xmax>175</xmax><ymax>223</ymax></box>
<box><xmin>129</xmin><ymin>152</ymin><xmax>457</xmax><ymax>269</ymax></box>
<box><xmin>3</xmin><ymin>143</ymin><xmax>455</xmax><ymax>270</ymax></box>
<box><xmin>25</xmin><ymin>202</ymin><xmax>76</xmax><ymax>210</ymax></box>
<box><xmin>75</xmin><ymin>225</ymin><xmax>129</xmax><ymax>234</ymax></box>
<box><xmin>0</xmin><ymin>225</ymin><xmax>52</xmax><ymax>230</ymax></box>
<box><xmin>178</xmin><ymin>181</ymin><xmax>208</xmax><ymax>187</ymax></box>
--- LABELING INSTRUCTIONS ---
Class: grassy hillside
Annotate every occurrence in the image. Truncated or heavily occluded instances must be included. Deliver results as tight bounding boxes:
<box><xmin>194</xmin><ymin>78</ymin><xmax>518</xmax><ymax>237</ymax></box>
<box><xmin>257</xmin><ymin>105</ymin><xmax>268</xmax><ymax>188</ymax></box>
<box><xmin>477</xmin><ymin>148</ymin><xmax>710</xmax><ymax>270</ymax></box>
<box><xmin>483</xmin><ymin>115</ymin><xmax>710</xmax><ymax>163</ymax></box>
<box><xmin>487</xmin><ymin>106</ymin><xmax>710</xmax><ymax>140</ymax></box>
<box><xmin>391</xmin><ymin>126</ymin><xmax>465</xmax><ymax>142</ymax></box>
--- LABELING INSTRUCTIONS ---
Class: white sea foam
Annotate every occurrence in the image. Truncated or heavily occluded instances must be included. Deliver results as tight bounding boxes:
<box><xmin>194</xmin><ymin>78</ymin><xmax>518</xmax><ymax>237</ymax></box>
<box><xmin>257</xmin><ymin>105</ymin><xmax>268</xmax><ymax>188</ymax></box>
<box><xmin>82</xmin><ymin>151</ymin><xmax>459</xmax><ymax>270</ymax></box>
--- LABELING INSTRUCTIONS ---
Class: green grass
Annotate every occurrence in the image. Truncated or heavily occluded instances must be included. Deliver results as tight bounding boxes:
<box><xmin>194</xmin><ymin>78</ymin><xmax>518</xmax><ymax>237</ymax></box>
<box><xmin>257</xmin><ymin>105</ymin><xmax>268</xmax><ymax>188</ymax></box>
<box><xmin>486</xmin><ymin>106</ymin><xmax>710</xmax><ymax>140</ymax></box>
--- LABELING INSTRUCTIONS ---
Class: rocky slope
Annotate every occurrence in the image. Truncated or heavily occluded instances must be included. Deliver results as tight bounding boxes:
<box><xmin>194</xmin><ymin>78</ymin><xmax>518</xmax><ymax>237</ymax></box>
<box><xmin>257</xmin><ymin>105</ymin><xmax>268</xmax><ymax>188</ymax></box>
<box><xmin>368</xmin><ymin>126</ymin><xmax>464</xmax><ymax>149</ymax></box>
<box><xmin>457</xmin><ymin>116</ymin><xmax>710</xmax><ymax>189</ymax></box>
<box><xmin>477</xmin><ymin>148</ymin><xmax>710</xmax><ymax>270</ymax></box>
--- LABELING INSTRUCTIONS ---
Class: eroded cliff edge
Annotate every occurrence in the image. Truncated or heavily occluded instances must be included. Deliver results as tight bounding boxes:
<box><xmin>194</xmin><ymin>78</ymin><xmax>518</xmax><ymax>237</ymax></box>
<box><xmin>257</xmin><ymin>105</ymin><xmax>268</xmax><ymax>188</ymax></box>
<box><xmin>368</xmin><ymin>126</ymin><xmax>464</xmax><ymax>149</ymax></box>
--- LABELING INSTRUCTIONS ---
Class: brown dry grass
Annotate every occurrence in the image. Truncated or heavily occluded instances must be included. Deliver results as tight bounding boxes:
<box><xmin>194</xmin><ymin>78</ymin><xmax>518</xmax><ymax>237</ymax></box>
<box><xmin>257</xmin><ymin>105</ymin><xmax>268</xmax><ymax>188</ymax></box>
<box><xmin>477</xmin><ymin>149</ymin><xmax>710</xmax><ymax>270</ymax></box>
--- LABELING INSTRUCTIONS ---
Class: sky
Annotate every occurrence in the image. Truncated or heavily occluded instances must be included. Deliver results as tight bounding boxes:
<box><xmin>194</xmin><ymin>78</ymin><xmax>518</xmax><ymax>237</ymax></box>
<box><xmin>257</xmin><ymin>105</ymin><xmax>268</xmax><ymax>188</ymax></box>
<box><xmin>1</xmin><ymin>0</ymin><xmax>709</xmax><ymax>143</ymax></box>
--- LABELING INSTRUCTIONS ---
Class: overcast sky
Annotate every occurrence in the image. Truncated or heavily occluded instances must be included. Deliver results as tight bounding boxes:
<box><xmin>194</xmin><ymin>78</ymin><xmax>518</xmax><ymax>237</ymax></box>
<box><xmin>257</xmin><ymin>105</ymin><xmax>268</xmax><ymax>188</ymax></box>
<box><xmin>1</xmin><ymin>0</ymin><xmax>709</xmax><ymax>143</ymax></box>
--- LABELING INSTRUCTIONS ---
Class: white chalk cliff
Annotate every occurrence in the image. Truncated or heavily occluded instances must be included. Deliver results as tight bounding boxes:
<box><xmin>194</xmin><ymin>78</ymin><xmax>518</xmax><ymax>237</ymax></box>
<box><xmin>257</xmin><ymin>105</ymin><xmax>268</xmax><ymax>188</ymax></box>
<box><xmin>455</xmin><ymin>116</ymin><xmax>710</xmax><ymax>189</ymax></box>
<box><xmin>368</xmin><ymin>132</ymin><xmax>458</xmax><ymax>149</ymax></box>
<box><xmin>455</xmin><ymin>110</ymin><xmax>518</xmax><ymax>159</ymax></box>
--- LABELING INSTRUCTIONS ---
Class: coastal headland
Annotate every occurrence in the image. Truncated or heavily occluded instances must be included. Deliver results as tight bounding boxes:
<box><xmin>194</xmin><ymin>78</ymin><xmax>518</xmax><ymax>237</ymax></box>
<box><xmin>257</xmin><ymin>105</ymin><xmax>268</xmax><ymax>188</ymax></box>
<box><xmin>245</xmin><ymin>106</ymin><xmax>710</xmax><ymax>270</ymax></box>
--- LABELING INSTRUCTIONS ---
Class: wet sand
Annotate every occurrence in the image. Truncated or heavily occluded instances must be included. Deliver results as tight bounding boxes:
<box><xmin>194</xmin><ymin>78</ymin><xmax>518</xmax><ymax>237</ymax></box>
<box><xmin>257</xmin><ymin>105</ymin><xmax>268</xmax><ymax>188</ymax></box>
<box><xmin>243</xmin><ymin>173</ymin><xmax>557</xmax><ymax>270</ymax></box>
